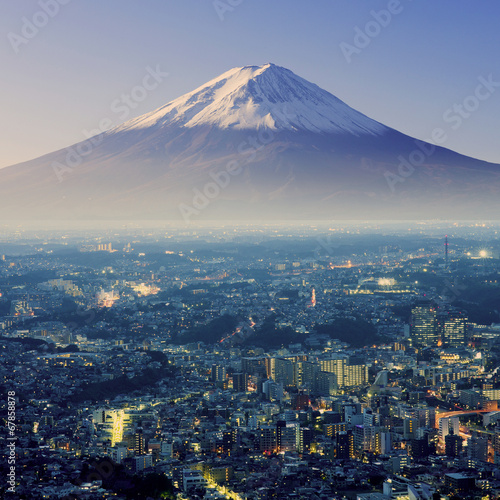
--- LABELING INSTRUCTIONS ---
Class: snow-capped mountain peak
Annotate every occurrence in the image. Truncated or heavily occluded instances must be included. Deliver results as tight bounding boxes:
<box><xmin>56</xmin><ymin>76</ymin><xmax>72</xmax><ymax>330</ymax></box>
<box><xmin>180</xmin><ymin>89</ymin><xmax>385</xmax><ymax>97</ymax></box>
<box><xmin>113</xmin><ymin>63</ymin><xmax>388</xmax><ymax>135</ymax></box>
<box><xmin>0</xmin><ymin>63</ymin><xmax>498</xmax><ymax>224</ymax></box>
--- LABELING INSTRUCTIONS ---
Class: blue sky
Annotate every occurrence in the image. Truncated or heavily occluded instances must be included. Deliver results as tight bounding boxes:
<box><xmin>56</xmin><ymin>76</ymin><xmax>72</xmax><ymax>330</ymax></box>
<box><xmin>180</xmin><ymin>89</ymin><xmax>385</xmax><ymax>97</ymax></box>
<box><xmin>1</xmin><ymin>0</ymin><xmax>500</xmax><ymax>168</ymax></box>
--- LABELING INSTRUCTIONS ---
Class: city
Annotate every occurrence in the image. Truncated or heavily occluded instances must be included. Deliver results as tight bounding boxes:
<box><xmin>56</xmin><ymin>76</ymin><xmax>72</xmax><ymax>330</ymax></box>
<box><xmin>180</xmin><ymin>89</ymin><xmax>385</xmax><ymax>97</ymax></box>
<box><xmin>3</xmin><ymin>2</ymin><xmax>500</xmax><ymax>499</ymax></box>
<box><xmin>1</xmin><ymin>222</ymin><xmax>500</xmax><ymax>499</ymax></box>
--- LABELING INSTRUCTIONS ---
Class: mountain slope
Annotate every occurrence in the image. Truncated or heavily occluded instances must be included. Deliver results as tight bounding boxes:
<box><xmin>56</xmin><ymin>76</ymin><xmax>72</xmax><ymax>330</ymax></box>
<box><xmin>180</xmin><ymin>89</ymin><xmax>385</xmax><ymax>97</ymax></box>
<box><xmin>1</xmin><ymin>63</ymin><xmax>499</xmax><ymax>223</ymax></box>
<box><xmin>114</xmin><ymin>63</ymin><xmax>388</xmax><ymax>135</ymax></box>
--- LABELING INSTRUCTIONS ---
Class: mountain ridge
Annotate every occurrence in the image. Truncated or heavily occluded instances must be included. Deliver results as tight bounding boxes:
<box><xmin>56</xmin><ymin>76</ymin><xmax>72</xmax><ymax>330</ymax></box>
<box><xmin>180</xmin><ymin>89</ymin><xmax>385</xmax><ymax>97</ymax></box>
<box><xmin>1</xmin><ymin>63</ymin><xmax>499</xmax><ymax>223</ymax></box>
<box><xmin>110</xmin><ymin>63</ymin><xmax>389</xmax><ymax>135</ymax></box>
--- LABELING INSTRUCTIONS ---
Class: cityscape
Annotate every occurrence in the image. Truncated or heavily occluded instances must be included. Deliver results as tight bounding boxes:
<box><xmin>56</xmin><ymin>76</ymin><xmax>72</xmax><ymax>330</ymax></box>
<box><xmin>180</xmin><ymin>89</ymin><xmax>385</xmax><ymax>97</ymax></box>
<box><xmin>1</xmin><ymin>223</ymin><xmax>500</xmax><ymax>499</ymax></box>
<box><xmin>2</xmin><ymin>2</ymin><xmax>500</xmax><ymax>499</ymax></box>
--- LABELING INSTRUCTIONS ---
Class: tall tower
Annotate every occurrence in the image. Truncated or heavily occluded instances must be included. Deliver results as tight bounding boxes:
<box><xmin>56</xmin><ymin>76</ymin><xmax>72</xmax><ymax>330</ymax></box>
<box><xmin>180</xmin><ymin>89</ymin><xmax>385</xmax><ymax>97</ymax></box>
<box><xmin>441</xmin><ymin>310</ymin><xmax>467</xmax><ymax>347</ymax></box>
<box><xmin>311</xmin><ymin>288</ymin><xmax>316</xmax><ymax>307</ymax></box>
<box><xmin>444</xmin><ymin>235</ymin><xmax>449</xmax><ymax>268</ymax></box>
<box><xmin>411</xmin><ymin>301</ymin><xmax>438</xmax><ymax>347</ymax></box>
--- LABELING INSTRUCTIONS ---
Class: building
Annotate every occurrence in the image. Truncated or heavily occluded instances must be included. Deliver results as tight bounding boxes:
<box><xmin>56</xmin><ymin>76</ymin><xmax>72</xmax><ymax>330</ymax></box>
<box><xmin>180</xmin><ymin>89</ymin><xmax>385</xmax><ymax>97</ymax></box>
<box><xmin>324</xmin><ymin>422</ymin><xmax>346</xmax><ymax>439</ymax></box>
<box><xmin>240</xmin><ymin>356</ymin><xmax>266</xmax><ymax>376</ymax></box>
<box><xmin>410</xmin><ymin>437</ymin><xmax>428</xmax><ymax>458</ymax></box>
<box><xmin>316</xmin><ymin>371</ymin><xmax>337</xmax><ymax>395</ymax></box>
<box><xmin>299</xmin><ymin>427</ymin><xmax>314</xmax><ymax>453</ymax></box>
<box><xmin>208</xmin><ymin>466</ymin><xmax>233</xmax><ymax>484</ymax></box>
<box><xmin>345</xmin><ymin>362</ymin><xmax>369</xmax><ymax>387</ymax></box>
<box><xmin>467</xmin><ymin>434</ymin><xmax>488</xmax><ymax>462</ymax></box>
<box><xmin>444</xmin><ymin>473</ymin><xmax>475</xmax><ymax>495</ymax></box>
<box><xmin>411</xmin><ymin>302</ymin><xmax>438</xmax><ymax>347</ymax></box>
<box><xmin>494</xmin><ymin>430</ymin><xmax>500</xmax><ymax>465</ymax></box>
<box><xmin>320</xmin><ymin>356</ymin><xmax>347</xmax><ymax>387</ymax></box>
<box><xmin>440</xmin><ymin>310</ymin><xmax>467</xmax><ymax>347</ymax></box>
<box><xmin>161</xmin><ymin>440</ymin><xmax>173</xmax><ymax>459</ymax></box>
<box><xmin>277</xmin><ymin>421</ymin><xmax>300</xmax><ymax>452</ymax></box>
<box><xmin>133</xmin><ymin>454</ymin><xmax>153</xmax><ymax>473</ymax></box>
<box><xmin>320</xmin><ymin>356</ymin><xmax>368</xmax><ymax>388</ymax></box>
<box><xmin>262</xmin><ymin>379</ymin><xmax>284</xmax><ymax>402</ymax></box>
<box><xmin>183</xmin><ymin>469</ymin><xmax>207</xmax><ymax>491</ymax></box>
<box><xmin>259</xmin><ymin>426</ymin><xmax>277</xmax><ymax>453</ymax></box>
<box><xmin>110</xmin><ymin>447</ymin><xmax>127</xmax><ymax>464</ymax></box>
<box><xmin>445</xmin><ymin>429</ymin><xmax>463</xmax><ymax>457</ymax></box>
<box><xmin>294</xmin><ymin>360</ymin><xmax>317</xmax><ymax>389</ymax></box>
<box><xmin>335</xmin><ymin>430</ymin><xmax>354</xmax><ymax>459</ymax></box>
<box><xmin>134</xmin><ymin>428</ymin><xmax>145</xmax><ymax>455</ymax></box>
<box><xmin>459</xmin><ymin>389</ymin><xmax>484</xmax><ymax>408</ymax></box>
<box><xmin>363</xmin><ymin>425</ymin><xmax>385</xmax><ymax>454</ymax></box>
<box><xmin>439</xmin><ymin>417</ymin><xmax>459</xmax><ymax>439</ymax></box>
<box><xmin>232</xmin><ymin>372</ymin><xmax>246</xmax><ymax>392</ymax></box>
<box><xmin>273</xmin><ymin>357</ymin><xmax>295</xmax><ymax>387</ymax></box>
<box><xmin>211</xmin><ymin>364</ymin><xmax>226</xmax><ymax>383</ymax></box>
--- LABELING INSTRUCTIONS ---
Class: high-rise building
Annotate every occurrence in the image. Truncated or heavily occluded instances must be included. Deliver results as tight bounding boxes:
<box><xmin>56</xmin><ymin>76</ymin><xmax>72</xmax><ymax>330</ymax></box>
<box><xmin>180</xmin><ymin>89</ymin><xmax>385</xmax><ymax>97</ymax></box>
<box><xmin>232</xmin><ymin>372</ymin><xmax>246</xmax><ymax>392</ymax></box>
<box><xmin>494</xmin><ymin>430</ymin><xmax>500</xmax><ymax>465</ymax></box>
<box><xmin>403</xmin><ymin>417</ymin><xmax>419</xmax><ymax>440</ymax></box>
<box><xmin>259</xmin><ymin>426</ymin><xmax>277</xmax><ymax>453</ymax></box>
<box><xmin>277</xmin><ymin>421</ymin><xmax>300</xmax><ymax>452</ymax></box>
<box><xmin>410</xmin><ymin>437</ymin><xmax>431</xmax><ymax>459</ymax></box>
<box><xmin>273</xmin><ymin>358</ymin><xmax>295</xmax><ymax>387</ymax></box>
<box><xmin>381</xmin><ymin>432</ymin><xmax>392</xmax><ymax>454</ymax></box>
<box><xmin>212</xmin><ymin>429</ymin><xmax>239</xmax><ymax>455</ymax></box>
<box><xmin>342</xmin><ymin>402</ymin><xmax>361</xmax><ymax>423</ymax></box>
<box><xmin>411</xmin><ymin>302</ymin><xmax>438</xmax><ymax>347</ymax></box>
<box><xmin>211</xmin><ymin>364</ymin><xmax>226</xmax><ymax>383</ymax></box>
<box><xmin>320</xmin><ymin>356</ymin><xmax>368</xmax><ymax>388</ymax></box>
<box><xmin>241</xmin><ymin>356</ymin><xmax>267</xmax><ymax>376</ymax></box>
<box><xmin>440</xmin><ymin>310</ymin><xmax>467</xmax><ymax>347</ymax></box>
<box><xmin>316</xmin><ymin>371</ymin><xmax>337</xmax><ymax>395</ymax></box>
<box><xmin>345</xmin><ymin>362</ymin><xmax>369</xmax><ymax>387</ymax></box>
<box><xmin>445</xmin><ymin>429</ymin><xmax>463</xmax><ymax>457</ymax></box>
<box><xmin>335</xmin><ymin>430</ymin><xmax>354</xmax><ymax>459</ymax></box>
<box><xmin>439</xmin><ymin>417</ymin><xmax>460</xmax><ymax>439</ymax></box>
<box><xmin>324</xmin><ymin>422</ymin><xmax>346</xmax><ymax>438</ymax></box>
<box><xmin>133</xmin><ymin>454</ymin><xmax>153</xmax><ymax>473</ymax></box>
<box><xmin>363</xmin><ymin>426</ymin><xmax>385</xmax><ymax>454</ymax></box>
<box><xmin>299</xmin><ymin>427</ymin><xmax>314</xmax><ymax>453</ymax></box>
<box><xmin>134</xmin><ymin>427</ymin><xmax>144</xmax><ymax>455</ymax></box>
<box><xmin>262</xmin><ymin>379</ymin><xmax>284</xmax><ymax>402</ymax></box>
<box><xmin>292</xmin><ymin>393</ymin><xmax>310</xmax><ymax>411</ymax></box>
<box><xmin>294</xmin><ymin>361</ymin><xmax>317</xmax><ymax>389</ymax></box>
<box><xmin>467</xmin><ymin>434</ymin><xmax>488</xmax><ymax>462</ymax></box>
<box><xmin>320</xmin><ymin>356</ymin><xmax>347</xmax><ymax>387</ymax></box>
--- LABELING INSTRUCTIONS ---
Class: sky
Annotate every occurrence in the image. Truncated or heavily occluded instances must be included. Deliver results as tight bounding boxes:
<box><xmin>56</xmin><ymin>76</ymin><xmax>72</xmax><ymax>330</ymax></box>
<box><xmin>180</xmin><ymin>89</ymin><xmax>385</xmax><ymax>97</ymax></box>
<box><xmin>1</xmin><ymin>0</ymin><xmax>500</xmax><ymax>169</ymax></box>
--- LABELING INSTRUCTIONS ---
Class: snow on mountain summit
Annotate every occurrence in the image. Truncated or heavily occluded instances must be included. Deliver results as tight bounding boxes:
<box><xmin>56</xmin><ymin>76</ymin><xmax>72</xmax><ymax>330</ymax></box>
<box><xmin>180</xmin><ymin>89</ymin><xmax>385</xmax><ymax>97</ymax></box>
<box><xmin>114</xmin><ymin>63</ymin><xmax>388</xmax><ymax>135</ymax></box>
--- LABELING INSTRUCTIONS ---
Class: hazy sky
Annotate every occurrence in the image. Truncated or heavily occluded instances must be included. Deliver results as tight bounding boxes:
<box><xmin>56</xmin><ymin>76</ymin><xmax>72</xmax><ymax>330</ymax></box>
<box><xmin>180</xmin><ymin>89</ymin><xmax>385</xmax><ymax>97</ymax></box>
<box><xmin>1</xmin><ymin>0</ymin><xmax>500</xmax><ymax>169</ymax></box>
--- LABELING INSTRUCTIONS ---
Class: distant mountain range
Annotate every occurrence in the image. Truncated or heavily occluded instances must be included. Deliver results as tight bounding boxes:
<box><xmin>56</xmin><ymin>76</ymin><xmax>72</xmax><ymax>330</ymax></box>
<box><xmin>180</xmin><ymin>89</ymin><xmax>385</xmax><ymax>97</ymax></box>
<box><xmin>2</xmin><ymin>63</ymin><xmax>499</xmax><ymax>223</ymax></box>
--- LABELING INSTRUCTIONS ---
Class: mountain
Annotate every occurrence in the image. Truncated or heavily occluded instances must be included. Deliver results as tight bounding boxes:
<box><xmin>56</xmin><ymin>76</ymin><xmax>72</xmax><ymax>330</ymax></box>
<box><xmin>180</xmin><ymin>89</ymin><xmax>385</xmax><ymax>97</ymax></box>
<box><xmin>1</xmin><ymin>63</ymin><xmax>500</xmax><ymax>224</ymax></box>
